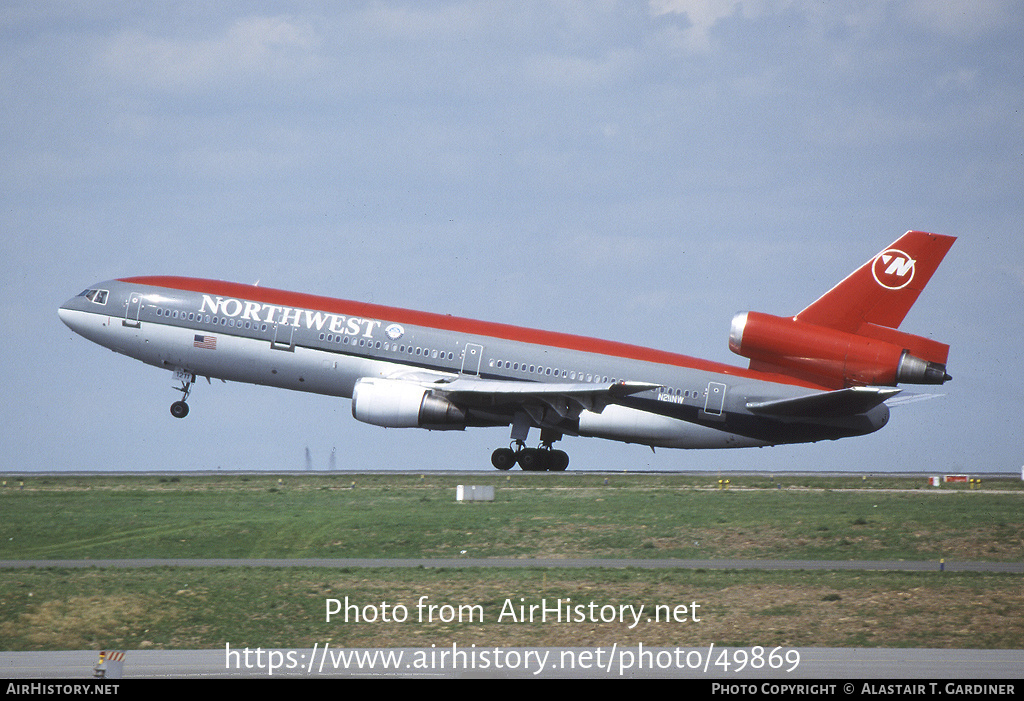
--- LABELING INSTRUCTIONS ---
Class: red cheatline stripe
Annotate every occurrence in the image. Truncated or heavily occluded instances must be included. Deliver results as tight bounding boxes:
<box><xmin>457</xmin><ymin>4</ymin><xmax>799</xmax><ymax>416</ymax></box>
<box><xmin>119</xmin><ymin>276</ymin><xmax>821</xmax><ymax>388</ymax></box>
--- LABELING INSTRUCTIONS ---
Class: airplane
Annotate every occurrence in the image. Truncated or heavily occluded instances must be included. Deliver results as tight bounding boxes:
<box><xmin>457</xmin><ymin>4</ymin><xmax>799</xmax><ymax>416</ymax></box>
<box><xmin>58</xmin><ymin>230</ymin><xmax>954</xmax><ymax>471</ymax></box>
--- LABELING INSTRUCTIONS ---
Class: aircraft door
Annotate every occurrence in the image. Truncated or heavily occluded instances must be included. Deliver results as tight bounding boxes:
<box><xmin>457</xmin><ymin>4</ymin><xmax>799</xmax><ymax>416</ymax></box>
<box><xmin>123</xmin><ymin>292</ymin><xmax>142</xmax><ymax>328</ymax></box>
<box><xmin>461</xmin><ymin>343</ymin><xmax>484</xmax><ymax>375</ymax></box>
<box><xmin>271</xmin><ymin>324</ymin><xmax>295</xmax><ymax>351</ymax></box>
<box><xmin>704</xmin><ymin>382</ymin><xmax>727</xmax><ymax>416</ymax></box>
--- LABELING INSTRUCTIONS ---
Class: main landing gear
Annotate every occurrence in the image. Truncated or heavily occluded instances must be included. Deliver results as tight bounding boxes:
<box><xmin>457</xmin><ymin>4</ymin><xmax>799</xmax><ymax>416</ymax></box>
<box><xmin>491</xmin><ymin>418</ymin><xmax>570</xmax><ymax>471</ymax></box>
<box><xmin>170</xmin><ymin>371</ymin><xmax>194</xmax><ymax>419</ymax></box>
<box><xmin>491</xmin><ymin>444</ymin><xmax>570</xmax><ymax>471</ymax></box>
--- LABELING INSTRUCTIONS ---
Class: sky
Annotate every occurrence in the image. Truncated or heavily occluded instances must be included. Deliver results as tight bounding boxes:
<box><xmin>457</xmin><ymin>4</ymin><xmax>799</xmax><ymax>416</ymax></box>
<box><xmin>2</xmin><ymin>1</ymin><xmax>1022</xmax><ymax>474</ymax></box>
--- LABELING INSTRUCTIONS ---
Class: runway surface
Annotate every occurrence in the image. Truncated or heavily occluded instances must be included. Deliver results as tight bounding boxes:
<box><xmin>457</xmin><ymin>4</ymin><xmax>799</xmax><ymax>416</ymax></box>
<box><xmin>1</xmin><ymin>558</ymin><xmax>1021</xmax><ymax>572</ymax></box>
<box><xmin>3</xmin><ymin>647</ymin><xmax>1021</xmax><ymax>679</ymax></box>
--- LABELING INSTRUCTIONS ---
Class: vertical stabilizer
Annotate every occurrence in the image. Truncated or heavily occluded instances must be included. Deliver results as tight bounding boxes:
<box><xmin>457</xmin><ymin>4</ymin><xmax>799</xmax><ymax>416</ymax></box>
<box><xmin>796</xmin><ymin>231</ymin><xmax>956</xmax><ymax>332</ymax></box>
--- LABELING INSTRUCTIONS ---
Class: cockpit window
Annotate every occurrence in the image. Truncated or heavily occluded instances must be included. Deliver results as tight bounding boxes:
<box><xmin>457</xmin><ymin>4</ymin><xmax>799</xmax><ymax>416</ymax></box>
<box><xmin>82</xmin><ymin>289</ymin><xmax>109</xmax><ymax>305</ymax></box>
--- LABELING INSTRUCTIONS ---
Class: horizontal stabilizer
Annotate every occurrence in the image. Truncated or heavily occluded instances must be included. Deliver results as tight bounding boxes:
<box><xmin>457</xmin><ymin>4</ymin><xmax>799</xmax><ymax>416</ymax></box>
<box><xmin>883</xmin><ymin>391</ymin><xmax>945</xmax><ymax>408</ymax></box>
<box><xmin>746</xmin><ymin>386</ymin><xmax>901</xmax><ymax>418</ymax></box>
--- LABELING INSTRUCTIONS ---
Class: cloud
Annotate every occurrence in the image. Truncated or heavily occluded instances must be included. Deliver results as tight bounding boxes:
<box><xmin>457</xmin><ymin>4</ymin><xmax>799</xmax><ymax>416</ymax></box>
<box><xmin>97</xmin><ymin>15</ymin><xmax>320</xmax><ymax>93</ymax></box>
<box><xmin>649</xmin><ymin>0</ymin><xmax>787</xmax><ymax>52</ymax></box>
<box><xmin>649</xmin><ymin>0</ymin><xmax>1019</xmax><ymax>52</ymax></box>
<box><xmin>902</xmin><ymin>0</ymin><xmax>1019</xmax><ymax>40</ymax></box>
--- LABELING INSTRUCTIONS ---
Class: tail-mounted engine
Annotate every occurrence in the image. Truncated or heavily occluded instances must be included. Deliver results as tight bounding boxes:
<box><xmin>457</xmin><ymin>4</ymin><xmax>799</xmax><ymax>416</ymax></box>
<box><xmin>352</xmin><ymin>378</ymin><xmax>467</xmax><ymax>430</ymax></box>
<box><xmin>729</xmin><ymin>311</ymin><xmax>951</xmax><ymax>389</ymax></box>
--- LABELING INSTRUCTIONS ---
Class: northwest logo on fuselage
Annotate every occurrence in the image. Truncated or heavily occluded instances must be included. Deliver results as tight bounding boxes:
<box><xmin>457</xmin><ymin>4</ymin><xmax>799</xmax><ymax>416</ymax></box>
<box><xmin>198</xmin><ymin>294</ymin><xmax>382</xmax><ymax>338</ymax></box>
<box><xmin>872</xmin><ymin>249</ymin><xmax>916</xmax><ymax>290</ymax></box>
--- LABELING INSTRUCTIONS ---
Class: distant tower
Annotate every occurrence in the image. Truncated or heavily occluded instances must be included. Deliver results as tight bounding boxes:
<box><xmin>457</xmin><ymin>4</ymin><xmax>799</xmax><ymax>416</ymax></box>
<box><xmin>305</xmin><ymin>446</ymin><xmax>313</xmax><ymax>471</ymax></box>
<box><xmin>329</xmin><ymin>447</ymin><xmax>337</xmax><ymax>471</ymax></box>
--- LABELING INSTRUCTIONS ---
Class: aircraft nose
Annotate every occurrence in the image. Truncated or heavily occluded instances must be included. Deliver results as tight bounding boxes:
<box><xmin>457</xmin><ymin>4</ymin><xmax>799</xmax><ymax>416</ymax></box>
<box><xmin>58</xmin><ymin>304</ymin><xmax>74</xmax><ymax>329</ymax></box>
<box><xmin>58</xmin><ymin>295</ymin><xmax>89</xmax><ymax>334</ymax></box>
<box><xmin>58</xmin><ymin>302</ymin><xmax>79</xmax><ymax>332</ymax></box>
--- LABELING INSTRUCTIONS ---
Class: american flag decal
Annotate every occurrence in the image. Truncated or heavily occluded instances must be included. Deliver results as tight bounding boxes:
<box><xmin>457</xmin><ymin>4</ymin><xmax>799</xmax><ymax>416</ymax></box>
<box><xmin>193</xmin><ymin>334</ymin><xmax>217</xmax><ymax>350</ymax></box>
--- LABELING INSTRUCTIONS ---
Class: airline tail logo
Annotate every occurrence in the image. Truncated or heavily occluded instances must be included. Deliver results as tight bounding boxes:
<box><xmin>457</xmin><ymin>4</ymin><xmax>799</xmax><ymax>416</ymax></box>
<box><xmin>872</xmin><ymin>248</ymin><xmax>916</xmax><ymax>290</ymax></box>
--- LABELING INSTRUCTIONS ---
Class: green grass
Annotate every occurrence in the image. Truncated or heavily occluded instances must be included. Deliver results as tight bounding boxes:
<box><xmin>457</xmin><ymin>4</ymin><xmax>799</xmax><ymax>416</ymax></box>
<box><xmin>1</xmin><ymin>473</ymin><xmax>1021</xmax><ymax>562</ymax></box>
<box><xmin>1</xmin><ymin>473</ymin><xmax>1021</xmax><ymax>651</ymax></box>
<box><xmin>1</xmin><ymin>566</ymin><xmax>1019</xmax><ymax>650</ymax></box>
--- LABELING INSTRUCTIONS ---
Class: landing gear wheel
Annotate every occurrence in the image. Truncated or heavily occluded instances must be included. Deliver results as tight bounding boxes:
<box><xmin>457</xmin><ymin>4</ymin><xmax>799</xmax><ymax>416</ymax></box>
<box><xmin>517</xmin><ymin>448</ymin><xmax>539</xmax><ymax>471</ymax></box>
<box><xmin>549</xmin><ymin>450</ymin><xmax>569</xmax><ymax>471</ymax></box>
<box><xmin>518</xmin><ymin>448</ymin><xmax>553</xmax><ymax>471</ymax></box>
<box><xmin>170</xmin><ymin>400</ymin><xmax>190</xmax><ymax>419</ymax></box>
<box><xmin>491</xmin><ymin>448</ymin><xmax>516</xmax><ymax>470</ymax></box>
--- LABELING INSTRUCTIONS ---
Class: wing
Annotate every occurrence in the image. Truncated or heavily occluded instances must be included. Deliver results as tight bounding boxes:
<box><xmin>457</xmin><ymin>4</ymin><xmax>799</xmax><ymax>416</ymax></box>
<box><xmin>431</xmin><ymin>377</ymin><xmax>661</xmax><ymax>421</ymax></box>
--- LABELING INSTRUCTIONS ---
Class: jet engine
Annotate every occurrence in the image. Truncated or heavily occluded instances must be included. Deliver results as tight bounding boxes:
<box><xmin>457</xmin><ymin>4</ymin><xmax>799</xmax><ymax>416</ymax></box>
<box><xmin>351</xmin><ymin>378</ymin><xmax>467</xmax><ymax>430</ymax></box>
<box><xmin>729</xmin><ymin>312</ymin><xmax>950</xmax><ymax>388</ymax></box>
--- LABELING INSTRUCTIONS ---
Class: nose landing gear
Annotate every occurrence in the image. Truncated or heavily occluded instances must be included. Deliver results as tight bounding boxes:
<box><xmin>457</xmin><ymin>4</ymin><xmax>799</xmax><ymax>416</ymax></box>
<box><xmin>170</xmin><ymin>371</ymin><xmax>194</xmax><ymax>419</ymax></box>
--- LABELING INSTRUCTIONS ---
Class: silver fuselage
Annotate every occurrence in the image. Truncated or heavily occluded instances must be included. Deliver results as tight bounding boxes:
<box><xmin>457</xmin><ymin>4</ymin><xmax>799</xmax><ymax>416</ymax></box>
<box><xmin>59</xmin><ymin>277</ymin><xmax>889</xmax><ymax>449</ymax></box>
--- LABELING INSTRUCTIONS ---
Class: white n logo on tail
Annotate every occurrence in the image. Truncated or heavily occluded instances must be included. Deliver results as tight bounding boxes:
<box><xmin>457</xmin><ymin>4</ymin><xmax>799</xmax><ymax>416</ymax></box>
<box><xmin>872</xmin><ymin>248</ymin><xmax>916</xmax><ymax>290</ymax></box>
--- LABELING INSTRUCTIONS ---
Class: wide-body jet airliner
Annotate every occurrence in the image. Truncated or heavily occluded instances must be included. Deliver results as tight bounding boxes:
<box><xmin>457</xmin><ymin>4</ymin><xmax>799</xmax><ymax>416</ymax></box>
<box><xmin>59</xmin><ymin>231</ymin><xmax>954</xmax><ymax>471</ymax></box>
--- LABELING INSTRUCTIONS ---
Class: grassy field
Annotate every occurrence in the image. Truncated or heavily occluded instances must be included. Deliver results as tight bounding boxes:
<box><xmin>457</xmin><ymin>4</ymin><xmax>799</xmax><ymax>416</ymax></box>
<box><xmin>1</xmin><ymin>472</ymin><xmax>1021</xmax><ymax>650</ymax></box>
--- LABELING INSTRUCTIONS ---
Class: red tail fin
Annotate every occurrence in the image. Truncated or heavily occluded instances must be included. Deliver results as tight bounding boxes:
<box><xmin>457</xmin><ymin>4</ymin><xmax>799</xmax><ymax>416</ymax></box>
<box><xmin>797</xmin><ymin>231</ymin><xmax>956</xmax><ymax>332</ymax></box>
<box><xmin>730</xmin><ymin>231</ymin><xmax>954</xmax><ymax>388</ymax></box>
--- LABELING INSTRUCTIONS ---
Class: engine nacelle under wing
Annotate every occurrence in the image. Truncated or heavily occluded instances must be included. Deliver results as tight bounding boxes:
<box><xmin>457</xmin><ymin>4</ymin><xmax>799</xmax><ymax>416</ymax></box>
<box><xmin>351</xmin><ymin>378</ymin><xmax>467</xmax><ymax>430</ymax></box>
<box><xmin>729</xmin><ymin>312</ymin><xmax>950</xmax><ymax>388</ymax></box>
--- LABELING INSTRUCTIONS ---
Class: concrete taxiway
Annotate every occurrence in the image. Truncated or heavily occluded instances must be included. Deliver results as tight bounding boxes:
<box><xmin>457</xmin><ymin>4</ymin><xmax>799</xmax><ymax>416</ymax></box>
<box><xmin>3</xmin><ymin>647</ymin><xmax>1022</xmax><ymax>679</ymax></box>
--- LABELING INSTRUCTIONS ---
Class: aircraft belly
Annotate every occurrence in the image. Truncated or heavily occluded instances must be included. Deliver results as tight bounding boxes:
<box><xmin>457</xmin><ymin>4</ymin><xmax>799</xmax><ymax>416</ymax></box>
<box><xmin>178</xmin><ymin>333</ymin><xmax>373</xmax><ymax>398</ymax></box>
<box><xmin>578</xmin><ymin>404</ymin><xmax>768</xmax><ymax>449</ymax></box>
